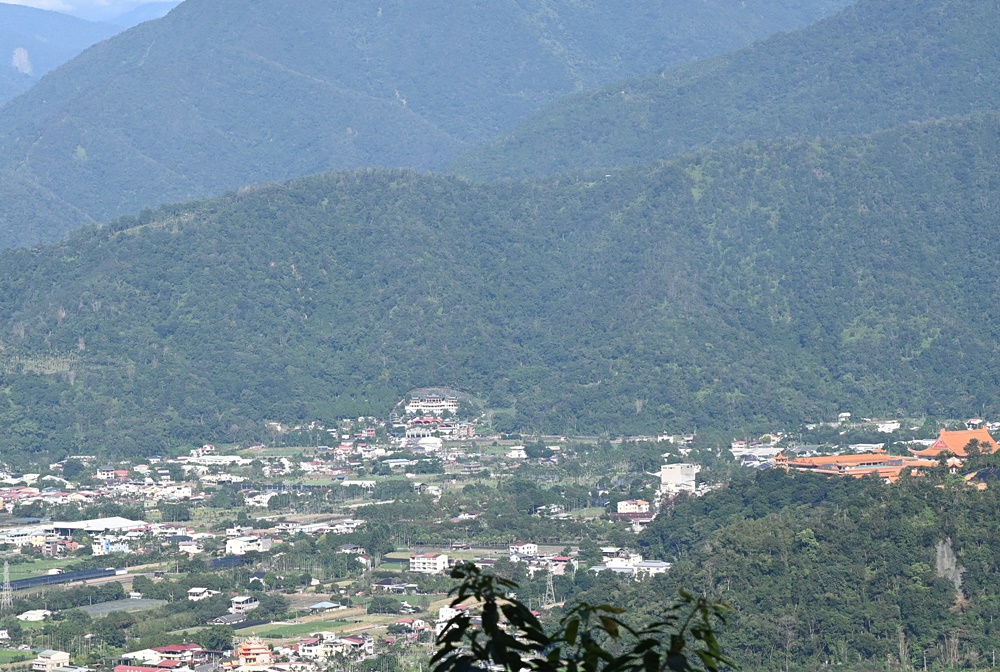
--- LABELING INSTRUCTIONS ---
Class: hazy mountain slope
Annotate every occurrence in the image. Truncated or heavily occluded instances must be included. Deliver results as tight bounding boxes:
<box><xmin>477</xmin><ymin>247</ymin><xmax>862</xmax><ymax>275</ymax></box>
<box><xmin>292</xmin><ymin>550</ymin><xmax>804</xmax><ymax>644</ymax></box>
<box><xmin>0</xmin><ymin>4</ymin><xmax>118</xmax><ymax>105</ymax></box>
<box><xmin>455</xmin><ymin>0</ymin><xmax>1000</xmax><ymax>180</ymax></box>
<box><xmin>0</xmin><ymin>113</ymin><xmax>997</xmax><ymax>458</ymax></box>
<box><xmin>0</xmin><ymin>0</ymin><xmax>853</xmax><ymax>249</ymax></box>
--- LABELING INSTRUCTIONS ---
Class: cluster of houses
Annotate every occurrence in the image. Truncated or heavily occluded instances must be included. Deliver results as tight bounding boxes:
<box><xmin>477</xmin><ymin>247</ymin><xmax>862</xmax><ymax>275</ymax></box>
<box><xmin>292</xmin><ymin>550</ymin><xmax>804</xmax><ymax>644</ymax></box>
<box><xmin>508</xmin><ymin>542</ymin><xmax>576</xmax><ymax>576</ymax></box>
<box><xmin>0</xmin><ymin>517</ymin><xmax>187</xmax><ymax>555</ymax></box>
<box><xmin>116</xmin><ymin>634</ymin><xmax>374</xmax><ymax>672</ymax></box>
<box><xmin>0</xmin><ymin>511</ymin><xmax>369</xmax><ymax>561</ymax></box>
<box><xmin>396</xmin><ymin>393</ymin><xmax>476</xmax><ymax>442</ymax></box>
<box><xmin>44</xmin><ymin>632</ymin><xmax>381</xmax><ymax>672</ymax></box>
<box><xmin>277</xmin><ymin>633</ymin><xmax>374</xmax><ymax>662</ymax></box>
<box><xmin>588</xmin><ymin>547</ymin><xmax>671</xmax><ymax>579</ymax></box>
<box><xmin>0</xmin><ymin>479</ymin><xmax>191</xmax><ymax>513</ymax></box>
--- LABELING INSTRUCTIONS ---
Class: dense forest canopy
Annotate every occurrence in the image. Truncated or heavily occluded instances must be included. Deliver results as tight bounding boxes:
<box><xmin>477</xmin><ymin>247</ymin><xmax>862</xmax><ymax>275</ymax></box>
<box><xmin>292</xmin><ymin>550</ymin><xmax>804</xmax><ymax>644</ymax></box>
<box><xmin>0</xmin><ymin>113</ymin><xmax>998</xmax><ymax>460</ymax></box>
<box><xmin>455</xmin><ymin>0</ymin><xmax>1000</xmax><ymax>180</ymax></box>
<box><xmin>0</xmin><ymin>0</ymin><xmax>852</xmax><ymax>249</ymax></box>
<box><xmin>618</xmin><ymin>465</ymin><xmax>1000</xmax><ymax>670</ymax></box>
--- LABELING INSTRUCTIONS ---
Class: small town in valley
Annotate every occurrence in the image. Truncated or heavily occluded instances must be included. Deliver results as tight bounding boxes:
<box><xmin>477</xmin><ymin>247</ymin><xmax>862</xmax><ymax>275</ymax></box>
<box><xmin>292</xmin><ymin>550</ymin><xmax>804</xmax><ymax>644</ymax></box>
<box><xmin>0</xmin><ymin>390</ymin><xmax>995</xmax><ymax>672</ymax></box>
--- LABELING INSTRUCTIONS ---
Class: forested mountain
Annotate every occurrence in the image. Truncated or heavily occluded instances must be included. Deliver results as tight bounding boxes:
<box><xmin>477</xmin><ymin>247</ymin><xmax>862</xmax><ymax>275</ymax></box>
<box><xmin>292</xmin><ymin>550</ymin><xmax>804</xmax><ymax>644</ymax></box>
<box><xmin>0</xmin><ymin>4</ymin><xmax>117</xmax><ymax>105</ymax></box>
<box><xmin>455</xmin><ymin>0</ymin><xmax>1000</xmax><ymax>180</ymax></box>
<box><xmin>0</xmin><ymin>113</ymin><xmax>998</xmax><ymax>459</ymax></box>
<box><xmin>0</xmin><ymin>0</ymin><xmax>853</xmax><ymax>249</ymax></box>
<box><xmin>579</xmin><ymin>466</ymin><xmax>1000</xmax><ymax>671</ymax></box>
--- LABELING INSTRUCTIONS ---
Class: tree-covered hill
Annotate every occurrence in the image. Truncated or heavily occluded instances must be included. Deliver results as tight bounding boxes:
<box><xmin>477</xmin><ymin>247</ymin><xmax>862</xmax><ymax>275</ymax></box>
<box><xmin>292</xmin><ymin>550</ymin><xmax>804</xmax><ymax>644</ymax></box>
<box><xmin>0</xmin><ymin>0</ymin><xmax>853</xmax><ymax>249</ymax></box>
<box><xmin>0</xmin><ymin>113</ymin><xmax>999</xmax><ymax>459</ymax></box>
<box><xmin>455</xmin><ymin>0</ymin><xmax>1000</xmax><ymax>180</ymax></box>
<box><xmin>576</xmin><ymin>466</ymin><xmax>1000</xmax><ymax>670</ymax></box>
<box><xmin>0</xmin><ymin>4</ymin><xmax>118</xmax><ymax>106</ymax></box>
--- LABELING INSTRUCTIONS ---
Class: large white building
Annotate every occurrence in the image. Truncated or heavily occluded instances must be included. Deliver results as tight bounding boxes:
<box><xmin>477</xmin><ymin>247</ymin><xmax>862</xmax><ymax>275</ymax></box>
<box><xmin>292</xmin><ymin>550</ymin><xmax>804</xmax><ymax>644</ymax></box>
<box><xmin>659</xmin><ymin>463</ymin><xmax>701</xmax><ymax>496</ymax></box>
<box><xmin>409</xmin><ymin>553</ymin><xmax>449</xmax><ymax>574</ymax></box>
<box><xmin>404</xmin><ymin>394</ymin><xmax>459</xmax><ymax>416</ymax></box>
<box><xmin>92</xmin><ymin>537</ymin><xmax>130</xmax><ymax>556</ymax></box>
<box><xmin>509</xmin><ymin>541</ymin><xmax>538</xmax><ymax>557</ymax></box>
<box><xmin>32</xmin><ymin>650</ymin><xmax>69</xmax><ymax>672</ymax></box>
<box><xmin>230</xmin><ymin>595</ymin><xmax>260</xmax><ymax>614</ymax></box>
<box><xmin>225</xmin><ymin>536</ymin><xmax>273</xmax><ymax>556</ymax></box>
<box><xmin>616</xmin><ymin>499</ymin><xmax>650</xmax><ymax>514</ymax></box>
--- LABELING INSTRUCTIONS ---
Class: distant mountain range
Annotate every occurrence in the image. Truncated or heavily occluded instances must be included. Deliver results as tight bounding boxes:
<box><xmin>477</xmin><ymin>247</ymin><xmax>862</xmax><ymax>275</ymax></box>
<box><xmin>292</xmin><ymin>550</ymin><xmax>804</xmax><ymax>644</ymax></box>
<box><xmin>0</xmin><ymin>0</ymin><xmax>852</xmax><ymax>249</ymax></box>
<box><xmin>0</xmin><ymin>4</ymin><xmax>118</xmax><ymax>105</ymax></box>
<box><xmin>0</xmin><ymin>113</ymin><xmax>998</xmax><ymax>458</ymax></box>
<box><xmin>455</xmin><ymin>0</ymin><xmax>1000</xmax><ymax>180</ymax></box>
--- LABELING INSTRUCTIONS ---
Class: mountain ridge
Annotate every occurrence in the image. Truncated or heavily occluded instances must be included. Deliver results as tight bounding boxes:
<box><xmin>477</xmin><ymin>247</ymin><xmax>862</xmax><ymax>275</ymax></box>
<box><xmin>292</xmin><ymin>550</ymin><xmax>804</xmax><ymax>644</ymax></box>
<box><xmin>0</xmin><ymin>112</ymin><xmax>998</xmax><ymax>457</ymax></box>
<box><xmin>453</xmin><ymin>0</ymin><xmax>1000</xmax><ymax>180</ymax></box>
<box><xmin>0</xmin><ymin>0</ymin><xmax>852</xmax><ymax>248</ymax></box>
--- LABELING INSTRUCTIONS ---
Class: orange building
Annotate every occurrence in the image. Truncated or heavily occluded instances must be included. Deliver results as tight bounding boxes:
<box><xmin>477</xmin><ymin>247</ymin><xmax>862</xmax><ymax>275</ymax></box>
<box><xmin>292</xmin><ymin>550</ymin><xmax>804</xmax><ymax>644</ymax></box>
<box><xmin>910</xmin><ymin>428</ymin><xmax>999</xmax><ymax>458</ymax></box>
<box><xmin>775</xmin><ymin>449</ymin><xmax>939</xmax><ymax>482</ymax></box>
<box><xmin>235</xmin><ymin>637</ymin><xmax>272</xmax><ymax>667</ymax></box>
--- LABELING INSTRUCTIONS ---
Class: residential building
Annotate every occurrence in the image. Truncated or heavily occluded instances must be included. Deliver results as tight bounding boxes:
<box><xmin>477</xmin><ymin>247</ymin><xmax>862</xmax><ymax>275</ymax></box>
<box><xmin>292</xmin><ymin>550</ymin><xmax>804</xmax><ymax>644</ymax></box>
<box><xmin>33</xmin><ymin>651</ymin><xmax>70</xmax><ymax>672</ymax></box>
<box><xmin>635</xmin><ymin>560</ymin><xmax>672</xmax><ymax>577</ymax></box>
<box><xmin>372</xmin><ymin>578</ymin><xmax>417</xmax><ymax>593</ymax></box>
<box><xmin>509</xmin><ymin>542</ymin><xmax>538</xmax><ymax>557</ymax></box>
<box><xmin>230</xmin><ymin>595</ymin><xmax>260</xmax><ymax>614</ymax></box>
<box><xmin>225</xmin><ymin>536</ymin><xmax>273</xmax><ymax>556</ymax></box>
<box><xmin>92</xmin><ymin>537</ymin><xmax>130</xmax><ymax>556</ymax></box>
<box><xmin>149</xmin><ymin>644</ymin><xmax>202</xmax><ymax>662</ymax></box>
<box><xmin>334</xmin><ymin>635</ymin><xmax>373</xmax><ymax>657</ymax></box>
<box><xmin>616</xmin><ymin>500</ymin><xmax>650</xmax><ymax>514</ymax></box>
<box><xmin>187</xmin><ymin>587</ymin><xmax>220</xmax><ymax>602</ymax></box>
<box><xmin>435</xmin><ymin>604</ymin><xmax>470</xmax><ymax>636</ymax></box>
<box><xmin>408</xmin><ymin>553</ymin><xmax>448</xmax><ymax>574</ymax></box>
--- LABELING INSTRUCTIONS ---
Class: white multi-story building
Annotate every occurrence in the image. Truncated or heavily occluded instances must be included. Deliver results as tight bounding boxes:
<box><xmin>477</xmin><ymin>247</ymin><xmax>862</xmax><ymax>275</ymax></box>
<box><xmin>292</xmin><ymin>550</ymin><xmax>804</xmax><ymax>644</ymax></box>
<box><xmin>225</xmin><ymin>536</ymin><xmax>273</xmax><ymax>556</ymax></box>
<box><xmin>509</xmin><ymin>542</ymin><xmax>538</xmax><ymax>557</ymax></box>
<box><xmin>659</xmin><ymin>463</ymin><xmax>701</xmax><ymax>496</ymax></box>
<box><xmin>32</xmin><ymin>651</ymin><xmax>70</xmax><ymax>672</ymax></box>
<box><xmin>616</xmin><ymin>499</ymin><xmax>650</xmax><ymax>514</ymax></box>
<box><xmin>92</xmin><ymin>537</ymin><xmax>130</xmax><ymax>556</ymax></box>
<box><xmin>408</xmin><ymin>553</ymin><xmax>449</xmax><ymax>574</ymax></box>
<box><xmin>230</xmin><ymin>595</ymin><xmax>260</xmax><ymax>614</ymax></box>
<box><xmin>435</xmin><ymin>604</ymin><xmax>470</xmax><ymax>636</ymax></box>
<box><xmin>404</xmin><ymin>394</ymin><xmax>459</xmax><ymax>416</ymax></box>
<box><xmin>187</xmin><ymin>587</ymin><xmax>221</xmax><ymax>602</ymax></box>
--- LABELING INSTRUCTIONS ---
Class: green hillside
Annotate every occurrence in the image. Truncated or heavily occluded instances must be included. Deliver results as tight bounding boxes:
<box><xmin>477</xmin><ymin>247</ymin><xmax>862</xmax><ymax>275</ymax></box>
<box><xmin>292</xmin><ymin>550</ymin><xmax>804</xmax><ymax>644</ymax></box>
<box><xmin>0</xmin><ymin>4</ymin><xmax>118</xmax><ymax>105</ymax></box>
<box><xmin>0</xmin><ymin>113</ymin><xmax>999</xmax><ymax>460</ymax></box>
<box><xmin>0</xmin><ymin>0</ymin><xmax>852</xmax><ymax>249</ymax></box>
<box><xmin>581</xmin><ymin>466</ymin><xmax>1000</xmax><ymax>671</ymax></box>
<box><xmin>455</xmin><ymin>0</ymin><xmax>1000</xmax><ymax>180</ymax></box>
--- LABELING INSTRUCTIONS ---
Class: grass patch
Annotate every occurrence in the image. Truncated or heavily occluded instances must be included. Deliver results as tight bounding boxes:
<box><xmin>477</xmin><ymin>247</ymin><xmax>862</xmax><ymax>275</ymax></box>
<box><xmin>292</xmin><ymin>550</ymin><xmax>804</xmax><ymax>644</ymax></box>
<box><xmin>247</xmin><ymin>615</ymin><xmax>359</xmax><ymax>638</ymax></box>
<box><xmin>6</xmin><ymin>557</ymin><xmax>77</xmax><ymax>580</ymax></box>
<box><xmin>0</xmin><ymin>651</ymin><xmax>31</xmax><ymax>664</ymax></box>
<box><xmin>567</xmin><ymin>507</ymin><xmax>605</xmax><ymax>518</ymax></box>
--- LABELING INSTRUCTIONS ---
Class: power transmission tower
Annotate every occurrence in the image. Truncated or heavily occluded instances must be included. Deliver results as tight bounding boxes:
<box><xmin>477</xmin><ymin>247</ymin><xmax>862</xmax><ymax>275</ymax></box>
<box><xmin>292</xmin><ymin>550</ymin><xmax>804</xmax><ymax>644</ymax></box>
<box><xmin>543</xmin><ymin>571</ymin><xmax>556</xmax><ymax>607</ymax></box>
<box><xmin>1</xmin><ymin>560</ymin><xmax>13</xmax><ymax>609</ymax></box>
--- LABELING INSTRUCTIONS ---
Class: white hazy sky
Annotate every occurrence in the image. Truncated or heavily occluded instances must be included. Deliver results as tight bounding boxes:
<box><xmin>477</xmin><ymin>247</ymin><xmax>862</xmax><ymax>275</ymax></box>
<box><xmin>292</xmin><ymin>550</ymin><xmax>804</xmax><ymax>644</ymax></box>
<box><xmin>0</xmin><ymin>0</ymin><xmax>175</xmax><ymax>20</ymax></box>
